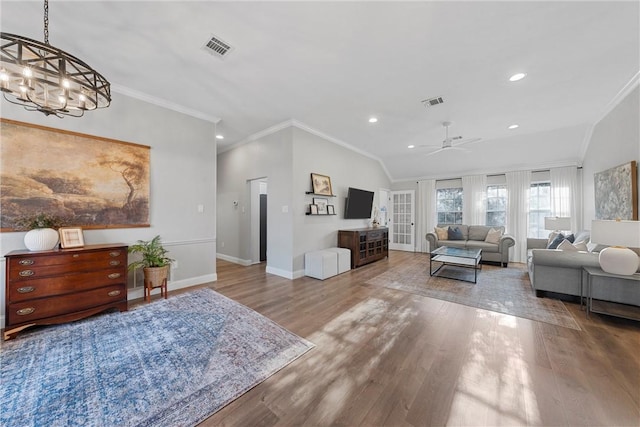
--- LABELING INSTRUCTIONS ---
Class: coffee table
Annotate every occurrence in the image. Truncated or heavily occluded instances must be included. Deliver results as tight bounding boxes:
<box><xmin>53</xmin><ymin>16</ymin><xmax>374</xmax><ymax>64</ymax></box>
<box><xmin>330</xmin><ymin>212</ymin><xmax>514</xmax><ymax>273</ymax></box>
<box><xmin>429</xmin><ymin>246</ymin><xmax>482</xmax><ymax>283</ymax></box>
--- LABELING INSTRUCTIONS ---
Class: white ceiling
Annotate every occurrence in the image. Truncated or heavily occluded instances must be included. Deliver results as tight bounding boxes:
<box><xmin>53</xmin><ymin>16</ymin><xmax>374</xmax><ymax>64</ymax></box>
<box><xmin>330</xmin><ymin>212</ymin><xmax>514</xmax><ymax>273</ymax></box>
<box><xmin>2</xmin><ymin>1</ymin><xmax>639</xmax><ymax>181</ymax></box>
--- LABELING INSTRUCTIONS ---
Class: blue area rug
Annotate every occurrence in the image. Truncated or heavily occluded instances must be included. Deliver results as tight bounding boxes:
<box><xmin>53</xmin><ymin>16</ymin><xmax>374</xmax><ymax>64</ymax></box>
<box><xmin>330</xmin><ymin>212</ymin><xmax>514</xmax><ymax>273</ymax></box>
<box><xmin>1</xmin><ymin>288</ymin><xmax>315</xmax><ymax>426</ymax></box>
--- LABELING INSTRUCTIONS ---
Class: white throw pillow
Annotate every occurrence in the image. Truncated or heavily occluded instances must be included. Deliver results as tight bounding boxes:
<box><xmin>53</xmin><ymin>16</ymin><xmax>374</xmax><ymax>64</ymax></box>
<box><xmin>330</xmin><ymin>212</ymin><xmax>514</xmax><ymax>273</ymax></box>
<box><xmin>557</xmin><ymin>239</ymin><xmax>577</xmax><ymax>251</ymax></box>
<box><xmin>573</xmin><ymin>242</ymin><xmax>588</xmax><ymax>252</ymax></box>
<box><xmin>435</xmin><ymin>226</ymin><xmax>449</xmax><ymax>240</ymax></box>
<box><xmin>485</xmin><ymin>227</ymin><xmax>503</xmax><ymax>244</ymax></box>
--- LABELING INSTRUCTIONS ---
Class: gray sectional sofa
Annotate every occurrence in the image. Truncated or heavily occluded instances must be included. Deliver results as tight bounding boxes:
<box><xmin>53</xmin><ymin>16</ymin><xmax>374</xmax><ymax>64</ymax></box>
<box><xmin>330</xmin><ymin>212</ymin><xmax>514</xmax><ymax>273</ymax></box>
<box><xmin>527</xmin><ymin>232</ymin><xmax>640</xmax><ymax>306</ymax></box>
<box><xmin>426</xmin><ymin>224</ymin><xmax>515</xmax><ymax>267</ymax></box>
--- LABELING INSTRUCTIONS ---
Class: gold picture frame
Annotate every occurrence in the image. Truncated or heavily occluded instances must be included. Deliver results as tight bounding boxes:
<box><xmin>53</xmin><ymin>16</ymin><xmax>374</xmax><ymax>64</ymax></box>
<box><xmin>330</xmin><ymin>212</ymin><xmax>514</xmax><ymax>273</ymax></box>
<box><xmin>310</xmin><ymin>173</ymin><xmax>333</xmax><ymax>196</ymax></box>
<box><xmin>59</xmin><ymin>227</ymin><xmax>85</xmax><ymax>248</ymax></box>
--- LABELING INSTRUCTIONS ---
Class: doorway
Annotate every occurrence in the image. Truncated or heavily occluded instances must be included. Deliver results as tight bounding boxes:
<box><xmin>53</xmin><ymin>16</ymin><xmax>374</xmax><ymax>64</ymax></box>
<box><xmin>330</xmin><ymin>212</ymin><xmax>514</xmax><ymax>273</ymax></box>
<box><xmin>389</xmin><ymin>190</ymin><xmax>415</xmax><ymax>252</ymax></box>
<box><xmin>249</xmin><ymin>178</ymin><xmax>268</xmax><ymax>264</ymax></box>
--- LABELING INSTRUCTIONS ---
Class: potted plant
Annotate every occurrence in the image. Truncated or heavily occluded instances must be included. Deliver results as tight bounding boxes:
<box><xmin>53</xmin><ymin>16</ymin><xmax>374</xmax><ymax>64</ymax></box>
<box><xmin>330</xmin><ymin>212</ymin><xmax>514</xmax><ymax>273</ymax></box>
<box><xmin>128</xmin><ymin>235</ymin><xmax>174</xmax><ymax>301</ymax></box>
<box><xmin>16</xmin><ymin>213</ymin><xmax>65</xmax><ymax>251</ymax></box>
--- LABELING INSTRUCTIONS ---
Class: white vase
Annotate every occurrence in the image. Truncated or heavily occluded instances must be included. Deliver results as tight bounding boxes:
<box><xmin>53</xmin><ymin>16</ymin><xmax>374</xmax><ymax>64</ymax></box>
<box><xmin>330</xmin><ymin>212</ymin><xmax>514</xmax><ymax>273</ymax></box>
<box><xmin>24</xmin><ymin>228</ymin><xmax>59</xmax><ymax>251</ymax></box>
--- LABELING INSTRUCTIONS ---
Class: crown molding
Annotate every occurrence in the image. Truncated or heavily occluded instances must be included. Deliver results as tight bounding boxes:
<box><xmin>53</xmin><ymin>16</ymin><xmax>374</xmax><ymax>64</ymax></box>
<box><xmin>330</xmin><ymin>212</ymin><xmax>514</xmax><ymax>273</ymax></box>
<box><xmin>111</xmin><ymin>84</ymin><xmax>220</xmax><ymax>124</ymax></box>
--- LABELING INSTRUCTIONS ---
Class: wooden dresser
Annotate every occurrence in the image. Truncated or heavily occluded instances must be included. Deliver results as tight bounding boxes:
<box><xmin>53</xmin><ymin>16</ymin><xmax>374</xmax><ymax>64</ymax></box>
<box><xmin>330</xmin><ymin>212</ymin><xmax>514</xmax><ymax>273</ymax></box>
<box><xmin>338</xmin><ymin>227</ymin><xmax>389</xmax><ymax>268</ymax></box>
<box><xmin>4</xmin><ymin>243</ymin><xmax>128</xmax><ymax>340</ymax></box>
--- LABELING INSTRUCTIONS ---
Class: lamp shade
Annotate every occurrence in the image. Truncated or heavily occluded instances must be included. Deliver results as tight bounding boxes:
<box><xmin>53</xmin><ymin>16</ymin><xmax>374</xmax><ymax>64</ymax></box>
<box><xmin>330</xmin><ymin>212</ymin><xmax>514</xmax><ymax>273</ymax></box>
<box><xmin>544</xmin><ymin>216</ymin><xmax>571</xmax><ymax>231</ymax></box>
<box><xmin>591</xmin><ymin>220</ymin><xmax>640</xmax><ymax>276</ymax></box>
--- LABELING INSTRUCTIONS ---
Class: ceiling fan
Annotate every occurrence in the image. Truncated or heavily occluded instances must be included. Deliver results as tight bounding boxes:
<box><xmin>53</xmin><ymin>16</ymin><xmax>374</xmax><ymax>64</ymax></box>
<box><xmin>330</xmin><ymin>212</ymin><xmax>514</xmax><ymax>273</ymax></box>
<box><xmin>416</xmin><ymin>121</ymin><xmax>481</xmax><ymax>158</ymax></box>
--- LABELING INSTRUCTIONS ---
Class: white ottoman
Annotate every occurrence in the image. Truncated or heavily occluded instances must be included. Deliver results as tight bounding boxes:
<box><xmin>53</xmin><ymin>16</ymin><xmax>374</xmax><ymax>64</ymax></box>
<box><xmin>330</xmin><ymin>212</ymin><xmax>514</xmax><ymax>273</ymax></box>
<box><xmin>305</xmin><ymin>250</ymin><xmax>338</xmax><ymax>280</ymax></box>
<box><xmin>326</xmin><ymin>247</ymin><xmax>351</xmax><ymax>274</ymax></box>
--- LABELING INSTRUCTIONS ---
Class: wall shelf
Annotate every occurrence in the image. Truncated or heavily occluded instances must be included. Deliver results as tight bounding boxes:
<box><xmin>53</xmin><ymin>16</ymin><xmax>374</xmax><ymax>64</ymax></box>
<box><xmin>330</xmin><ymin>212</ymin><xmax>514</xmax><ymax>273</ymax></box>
<box><xmin>306</xmin><ymin>213</ymin><xmax>337</xmax><ymax>216</ymax></box>
<box><xmin>305</xmin><ymin>191</ymin><xmax>336</xmax><ymax>197</ymax></box>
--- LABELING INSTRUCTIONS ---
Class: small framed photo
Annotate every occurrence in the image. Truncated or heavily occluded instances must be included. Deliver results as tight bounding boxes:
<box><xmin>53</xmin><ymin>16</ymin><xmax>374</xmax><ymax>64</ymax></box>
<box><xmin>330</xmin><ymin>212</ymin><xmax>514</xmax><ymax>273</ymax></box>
<box><xmin>313</xmin><ymin>197</ymin><xmax>329</xmax><ymax>214</ymax></box>
<box><xmin>310</xmin><ymin>204</ymin><xmax>319</xmax><ymax>215</ymax></box>
<box><xmin>310</xmin><ymin>173</ymin><xmax>333</xmax><ymax>196</ymax></box>
<box><xmin>327</xmin><ymin>205</ymin><xmax>335</xmax><ymax>215</ymax></box>
<box><xmin>59</xmin><ymin>227</ymin><xmax>85</xmax><ymax>248</ymax></box>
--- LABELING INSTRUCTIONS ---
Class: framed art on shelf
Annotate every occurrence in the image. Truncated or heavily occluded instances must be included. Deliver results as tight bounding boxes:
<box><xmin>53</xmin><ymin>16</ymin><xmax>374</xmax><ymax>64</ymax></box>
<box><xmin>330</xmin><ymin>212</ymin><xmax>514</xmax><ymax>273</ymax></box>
<box><xmin>310</xmin><ymin>204</ymin><xmax>319</xmax><ymax>215</ymax></box>
<box><xmin>310</xmin><ymin>173</ymin><xmax>333</xmax><ymax>196</ymax></box>
<box><xmin>327</xmin><ymin>205</ymin><xmax>335</xmax><ymax>215</ymax></box>
<box><xmin>59</xmin><ymin>227</ymin><xmax>85</xmax><ymax>248</ymax></box>
<box><xmin>313</xmin><ymin>197</ymin><xmax>328</xmax><ymax>214</ymax></box>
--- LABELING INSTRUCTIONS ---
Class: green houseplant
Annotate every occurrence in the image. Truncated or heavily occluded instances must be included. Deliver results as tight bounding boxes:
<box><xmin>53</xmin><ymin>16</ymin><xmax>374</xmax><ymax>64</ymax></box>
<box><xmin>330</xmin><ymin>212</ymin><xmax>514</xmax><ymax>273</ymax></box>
<box><xmin>128</xmin><ymin>235</ymin><xmax>174</xmax><ymax>302</ymax></box>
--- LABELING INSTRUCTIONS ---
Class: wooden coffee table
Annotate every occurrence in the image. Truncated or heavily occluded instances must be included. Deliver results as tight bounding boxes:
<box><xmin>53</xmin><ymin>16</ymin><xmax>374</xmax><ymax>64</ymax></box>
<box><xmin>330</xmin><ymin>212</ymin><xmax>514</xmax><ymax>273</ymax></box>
<box><xmin>429</xmin><ymin>246</ymin><xmax>482</xmax><ymax>283</ymax></box>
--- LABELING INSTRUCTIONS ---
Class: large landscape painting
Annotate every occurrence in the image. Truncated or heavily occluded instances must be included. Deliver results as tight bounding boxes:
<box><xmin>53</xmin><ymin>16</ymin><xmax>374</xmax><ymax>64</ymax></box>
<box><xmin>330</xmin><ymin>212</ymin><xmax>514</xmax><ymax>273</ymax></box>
<box><xmin>594</xmin><ymin>160</ymin><xmax>638</xmax><ymax>221</ymax></box>
<box><xmin>1</xmin><ymin>119</ymin><xmax>150</xmax><ymax>231</ymax></box>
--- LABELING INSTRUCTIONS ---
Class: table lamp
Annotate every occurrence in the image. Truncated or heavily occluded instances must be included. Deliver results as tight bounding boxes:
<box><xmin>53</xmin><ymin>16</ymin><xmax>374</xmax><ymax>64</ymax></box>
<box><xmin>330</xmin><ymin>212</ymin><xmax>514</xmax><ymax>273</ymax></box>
<box><xmin>591</xmin><ymin>219</ymin><xmax>640</xmax><ymax>276</ymax></box>
<box><xmin>544</xmin><ymin>216</ymin><xmax>571</xmax><ymax>233</ymax></box>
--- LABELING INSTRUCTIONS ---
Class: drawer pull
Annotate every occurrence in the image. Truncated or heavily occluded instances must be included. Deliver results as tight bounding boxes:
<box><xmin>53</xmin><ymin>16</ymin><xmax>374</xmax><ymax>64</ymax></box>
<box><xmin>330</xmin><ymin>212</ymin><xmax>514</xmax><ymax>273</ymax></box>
<box><xmin>107</xmin><ymin>290</ymin><xmax>121</xmax><ymax>297</ymax></box>
<box><xmin>109</xmin><ymin>251</ymin><xmax>121</xmax><ymax>257</ymax></box>
<box><xmin>16</xmin><ymin>307</ymin><xmax>35</xmax><ymax>316</ymax></box>
<box><xmin>108</xmin><ymin>273</ymin><xmax>121</xmax><ymax>279</ymax></box>
<box><xmin>19</xmin><ymin>270</ymin><xmax>35</xmax><ymax>277</ymax></box>
<box><xmin>109</xmin><ymin>260</ymin><xmax>121</xmax><ymax>266</ymax></box>
<box><xmin>17</xmin><ymin>286</ymin><xmax>35</xmax><ymax>293</ymax></box>
<box><xmin>18</xmin><ymin>259</ymin><xmax>34</xmax><ymax>265</ymax></box>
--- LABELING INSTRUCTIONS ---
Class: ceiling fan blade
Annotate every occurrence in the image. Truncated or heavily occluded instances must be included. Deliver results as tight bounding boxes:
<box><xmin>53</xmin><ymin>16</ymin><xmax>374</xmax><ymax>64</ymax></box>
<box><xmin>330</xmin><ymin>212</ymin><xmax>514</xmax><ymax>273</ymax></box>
<box><xmin>452</xmin><ymin>137</ymin><xmax>482</xmax><ymax>147</ymax></box>
<box><xmin>424</xmin><ymin>148</ymin><xmax>446</xmax><ymax>158</ymax></box>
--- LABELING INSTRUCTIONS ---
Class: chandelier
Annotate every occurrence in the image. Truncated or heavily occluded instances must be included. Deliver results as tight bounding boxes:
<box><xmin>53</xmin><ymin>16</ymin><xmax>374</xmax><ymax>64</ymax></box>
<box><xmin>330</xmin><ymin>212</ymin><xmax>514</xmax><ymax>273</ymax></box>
<box><xmin>0</xmin><ymin>0</ymin><xmax>110</xmax><ymax>117</ymax></box>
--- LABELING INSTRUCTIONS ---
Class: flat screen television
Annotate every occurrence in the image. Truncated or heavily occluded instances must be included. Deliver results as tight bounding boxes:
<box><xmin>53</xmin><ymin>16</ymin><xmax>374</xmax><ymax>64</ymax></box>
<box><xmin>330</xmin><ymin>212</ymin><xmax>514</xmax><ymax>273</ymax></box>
<box><xmin>344</xmin><ymin>187</ymin><xmax>375</xmax><ymax>219</ymax></box>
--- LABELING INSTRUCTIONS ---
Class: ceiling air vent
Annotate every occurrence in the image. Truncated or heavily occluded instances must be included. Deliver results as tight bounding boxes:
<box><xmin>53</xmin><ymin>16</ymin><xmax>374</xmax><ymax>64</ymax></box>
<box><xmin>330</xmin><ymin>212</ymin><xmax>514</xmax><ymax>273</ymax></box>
<box><xmin>202</xmin><ymin>35</ymin><xmax>233</xmax><ymax>58</ymax></box>
<box><xmin>421</xmin><ymin>96</ymin><xmax>444</xmax><ymax>107</ymax></box>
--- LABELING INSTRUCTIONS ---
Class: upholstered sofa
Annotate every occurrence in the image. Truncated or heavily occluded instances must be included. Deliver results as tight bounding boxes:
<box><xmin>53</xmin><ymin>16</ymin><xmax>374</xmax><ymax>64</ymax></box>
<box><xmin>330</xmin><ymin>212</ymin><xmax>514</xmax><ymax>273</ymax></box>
<box><xmin>426</xmin><ymin>224</ymin><xmax>515</xmax><ymax>267</ymax></box>
<box><xmin>527</xmin><ymin>231</ymin><xmax>640</xmax><ymax>305</ymax></box>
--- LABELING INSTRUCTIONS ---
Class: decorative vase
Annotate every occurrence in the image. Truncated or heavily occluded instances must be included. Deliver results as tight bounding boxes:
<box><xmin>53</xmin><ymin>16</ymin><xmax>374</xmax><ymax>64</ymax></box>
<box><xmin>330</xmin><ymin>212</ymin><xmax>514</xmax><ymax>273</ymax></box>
<box><xmin>24</xmin><ymin>228</ymin><xmax>59</xmax><ymax>251</ymax></box>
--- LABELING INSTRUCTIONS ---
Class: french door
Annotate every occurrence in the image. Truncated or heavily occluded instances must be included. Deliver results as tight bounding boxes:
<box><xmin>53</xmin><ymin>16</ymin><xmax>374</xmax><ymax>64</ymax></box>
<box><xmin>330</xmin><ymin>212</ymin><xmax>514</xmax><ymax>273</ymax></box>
<box><xmin>389</xmin><ymin>190</ymin><xmax>415</xmax><ymax>251</ymax></box>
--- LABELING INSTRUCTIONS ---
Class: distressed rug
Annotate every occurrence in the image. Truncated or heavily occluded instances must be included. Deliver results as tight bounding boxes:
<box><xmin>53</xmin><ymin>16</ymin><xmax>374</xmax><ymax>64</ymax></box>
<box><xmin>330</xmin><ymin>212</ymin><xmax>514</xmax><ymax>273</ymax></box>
<box><xmin>0</xmin><ymin>288</ymin><xmax>315</xmax><ymax>427</ymax></box>
<box><xmin>365</xmin><ymin>255</ymin><xmax>581</xmax><ymax>330</ymax></box>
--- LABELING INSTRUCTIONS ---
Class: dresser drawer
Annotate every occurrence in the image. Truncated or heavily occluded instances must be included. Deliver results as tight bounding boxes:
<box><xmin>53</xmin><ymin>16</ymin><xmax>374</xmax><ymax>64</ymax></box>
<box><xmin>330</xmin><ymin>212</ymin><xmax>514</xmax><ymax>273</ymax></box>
<box><xmin>367</xmin><ymin>231</ymin><xmax>383</xmax><ymax>240</ymax></box>
<box><xmin>8</xmin><ymin>268</ymin><xmax>126</xmax><ymax>302</ymax></box>
<box><xmin>7</xmin><ymin>284</ymin><xmax>126</xmax><ymax>324</ymax></box>
<box><xmin>8</xmin><ymin>254</ymin><xmax>126</xmax><ymax>282</ymax></box>
<box><xmin>8</xmin><ymin>248</ymin><xmax>126</xmax><ymax>269</ymax></box>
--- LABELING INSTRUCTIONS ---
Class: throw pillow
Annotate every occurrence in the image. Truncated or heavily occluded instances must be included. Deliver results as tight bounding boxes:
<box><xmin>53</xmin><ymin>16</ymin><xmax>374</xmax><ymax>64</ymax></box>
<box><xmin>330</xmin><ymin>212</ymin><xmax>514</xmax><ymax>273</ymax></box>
<box><xmin>434</xmin><ymin>226</ymin><xmax>449</xmax><ymax>240</ymax></box>
<box><xmin>547</xmin><ymin>231</ymin><xmax>561</xmax><ymax>246</ymax></box>
<box><xmin>557</xmin><ymin>239</ymin><xmax>577</xmax><ymax>251</ymax></box>
<box><xmin>547</xmin><ymin>233</ymin><xmax>565</xmax><ymax>249</ymax></box>
<box><xmin>484</xmin><ymin>227</ymin><xmax>503</xmax><ymax>244</ymax></box>
<box><xmin>573</xmin><ymin>241</ymin><xmax>588</xmax><ymax>252</ymax></box>
<box><xmin>448</xmin><ymin>226</ymin><xmax>464</xmax><ymax>240</ymax></box>
<box><xmin>565</xmin><ymin>234</ymin><xmax>575</xmax><ymax>243</ymax></box>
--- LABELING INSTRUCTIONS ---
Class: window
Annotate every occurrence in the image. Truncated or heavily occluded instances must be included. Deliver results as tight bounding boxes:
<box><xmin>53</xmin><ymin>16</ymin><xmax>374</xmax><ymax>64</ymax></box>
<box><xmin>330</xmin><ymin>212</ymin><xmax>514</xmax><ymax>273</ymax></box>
<box><xmin>486</xmin><ymin>185</ymin><xmax>507</xmax><ymax>226</ymax></box>
<box><xmin>529</xmin><ymin>182</ymin><xmax>551</xmax><ymax>238</ymax></box>
<box><xmin>436</xmin><ymin>187</ymin><xmax>463</xmax><ymax>224</ymax></box>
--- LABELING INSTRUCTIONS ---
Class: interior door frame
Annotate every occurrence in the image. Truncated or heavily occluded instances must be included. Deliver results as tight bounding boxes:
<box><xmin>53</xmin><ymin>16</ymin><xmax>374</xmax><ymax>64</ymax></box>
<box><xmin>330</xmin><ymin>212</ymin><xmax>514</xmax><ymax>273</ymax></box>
<box><xmin>389</xmin><ymin>189</ymin><xmax>416</xmax><ymax>252</ymax></box>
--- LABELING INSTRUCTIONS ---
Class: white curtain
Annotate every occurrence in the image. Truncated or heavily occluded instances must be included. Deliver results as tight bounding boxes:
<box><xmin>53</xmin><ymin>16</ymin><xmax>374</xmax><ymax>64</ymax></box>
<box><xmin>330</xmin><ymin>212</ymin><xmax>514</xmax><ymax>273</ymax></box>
<box><xmin>506</xmin><ymin>170</ymin><xmax>531</xmax><ymax>263</ymax></box>
<box><xmin>550</xmin><ymin>166</ymin><xmax>578</xmax><ymax>232</ymax></box>
<box><xmin>462</xmin><ymin>174</ymin><xmax>487</xmax><ymax>225</ymax></box>
<box><xmin>416</xmin><ymin>179</ymin><xmax>436</xmax><ymax>252</ymax></box>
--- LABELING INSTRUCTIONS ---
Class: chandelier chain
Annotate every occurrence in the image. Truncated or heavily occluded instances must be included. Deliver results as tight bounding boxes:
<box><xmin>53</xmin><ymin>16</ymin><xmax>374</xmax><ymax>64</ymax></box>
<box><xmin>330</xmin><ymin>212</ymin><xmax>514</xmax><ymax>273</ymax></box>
<box><xmin>44</xmin><ymin>0</ymin><xmax>49</xmax><ymax>44</ymax></box>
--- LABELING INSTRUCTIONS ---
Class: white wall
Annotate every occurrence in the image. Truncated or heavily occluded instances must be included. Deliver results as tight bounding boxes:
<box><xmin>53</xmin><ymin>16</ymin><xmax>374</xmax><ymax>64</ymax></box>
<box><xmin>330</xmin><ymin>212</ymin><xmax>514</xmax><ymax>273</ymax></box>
<box><xmin>582</xmin><ymin>85</ymin><xmax>640</xmax><ymax>226</ymax></box>
<box><xmin>292</xmin><ymin>127</ymin><xmax>391</xmax><ymax>276</ymax></box>
<box><xmin>216</xmin><ymin>123</ymin><xmax>391</xmax><ymax>278</ymax></box>
<box><xmin>0</xmin><ymin>92</ymin><xmax>217</xmax><ymax>326</ymax></box>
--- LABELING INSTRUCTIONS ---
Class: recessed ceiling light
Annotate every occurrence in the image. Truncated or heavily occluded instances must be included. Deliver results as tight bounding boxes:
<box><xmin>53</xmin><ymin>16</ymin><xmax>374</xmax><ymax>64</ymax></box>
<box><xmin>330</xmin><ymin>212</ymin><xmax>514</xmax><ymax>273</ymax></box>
<box><xmin>508</xmin><ymin>124</ymin><xmax>519</xmax><ymax>129</ymax></box>
<box><xmin>216</xmin><ymin>134</ymin><xmax>224</xmax><ymax>140</ymax></box>
<box><xmin>368</xmin><ymin>117</ymin><xmax>378</xmax><ymax>123</ymax></box>
<box><xmin>509</xmin><ymin>73</ymin><xmax>527</xmax><ymax>82</ymax></box>
<box><xmin>408</xmin><ymin>145</ymin><xmax>415</xmax><ymax>149</ymax></box>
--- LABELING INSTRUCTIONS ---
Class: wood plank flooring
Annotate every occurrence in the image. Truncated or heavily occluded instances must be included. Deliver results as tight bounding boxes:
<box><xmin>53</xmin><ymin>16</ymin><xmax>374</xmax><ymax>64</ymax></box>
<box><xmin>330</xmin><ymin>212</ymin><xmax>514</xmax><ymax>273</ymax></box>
<box><xmin>159</xmin><ymin>251</ymin><xmax>639</xmax><ymax>426</ymax></box>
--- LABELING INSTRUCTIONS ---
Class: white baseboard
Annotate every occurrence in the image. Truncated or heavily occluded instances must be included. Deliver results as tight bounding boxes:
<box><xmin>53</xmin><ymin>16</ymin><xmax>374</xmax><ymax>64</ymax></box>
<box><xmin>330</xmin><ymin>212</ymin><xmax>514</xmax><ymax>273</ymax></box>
<box><xmin>266</xmin><ymin>266</ymin><xmax>295</xmax><ymax>279</ymax></box>
<box><xmin>216</xmin><ymin>253</ymin><xmax>252</xmax><ymax>266</ymax></box>
<box><xmin>292</xmin><ymin>269</ymin><xmax>305</xmax><ymax>279</ymax></box>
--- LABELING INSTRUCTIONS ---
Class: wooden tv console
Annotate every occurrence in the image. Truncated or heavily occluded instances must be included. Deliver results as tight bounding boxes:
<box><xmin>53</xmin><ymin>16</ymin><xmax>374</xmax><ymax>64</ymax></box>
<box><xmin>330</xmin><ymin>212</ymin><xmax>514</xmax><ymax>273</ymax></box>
<box><xmin>4</xmin><ymin>243</ymin><xmax>128</xmax><ymax>340</ymax></box>
<box><xmin>338</xmin><ymin>227</ymin><xmax>389</xmax><ymax>268</ymax></box>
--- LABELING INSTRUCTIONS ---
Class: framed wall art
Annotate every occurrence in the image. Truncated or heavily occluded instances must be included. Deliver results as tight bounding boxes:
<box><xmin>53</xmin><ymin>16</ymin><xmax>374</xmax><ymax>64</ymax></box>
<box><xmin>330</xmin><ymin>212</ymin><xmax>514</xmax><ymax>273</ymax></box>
<box><xmin>311</xmin><ymin>173</ymin><xmax>333</xmax><ymax>196</ymax></box>
<box><xmin>59</xmin><ymin>227</ymin><xmax>85</xmax><ymax>248</ymax></box>
<box><xmin>327</xmin><ymin>205</ymin><xmax>335</xmax><ymax>215</ymax></box>
<box><xmin>313</xmin><ymin>197</ymin><xmax>328</xmax><ymax>214</ymax></box>
<box><xmin>594</xmin><ymin>160</ymin><xmax>638</xmax><ymax>220</ymax></box>
<box><xmin>0</xmin><ymin>119</ymin><xmax>151</xmax><ymax>231</ymax></box>
<box><xmin>309</xmin><ymin>204</ymin><xmax>319</xmax><ymax>215</ymax></box>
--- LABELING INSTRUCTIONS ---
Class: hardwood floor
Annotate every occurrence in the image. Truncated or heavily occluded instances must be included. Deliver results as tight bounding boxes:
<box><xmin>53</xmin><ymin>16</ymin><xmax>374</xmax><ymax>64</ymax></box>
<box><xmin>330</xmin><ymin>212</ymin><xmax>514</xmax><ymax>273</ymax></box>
<box><xmin>172</xmin><ymin>251</ymin><xmax>639</xmax><ymax>426</ymax></box>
